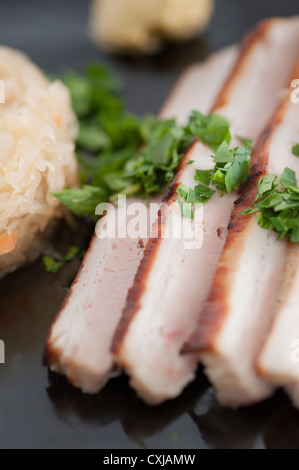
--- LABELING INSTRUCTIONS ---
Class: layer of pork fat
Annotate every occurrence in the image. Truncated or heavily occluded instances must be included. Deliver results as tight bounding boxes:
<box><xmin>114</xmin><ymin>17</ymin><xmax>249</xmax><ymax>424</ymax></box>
<box><xmin>187</xmin><ymin>57</ymin><xmax>299</xmax><ymax>408</ymax></box>
<box><xmin>44</xmin><ymin>45</ymin><xmax>238</xmax><ymax>393</ymax></box>
<box><xmin>113</xmin><ymin>18</ymin><xmax>299</xmax><ymax>405</ymax></box>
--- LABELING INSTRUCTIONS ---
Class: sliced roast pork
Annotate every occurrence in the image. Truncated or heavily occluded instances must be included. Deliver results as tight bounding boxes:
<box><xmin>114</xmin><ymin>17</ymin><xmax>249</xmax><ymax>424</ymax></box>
<box><xmin>45</xmin><ymin>45</ymin><xmax>238</xmax><ymax>393</ymax></box>
<box><xmin>159</xmin><ymin>45</ymin><xmax>237</xmax><ymax>123</ymax></box>
<box><xmin>259</xmin><ymin>242</ymin><xmax>299</xmax><ymax>409</ymax></box>
<box><xmin>113</xmin><ymin>17</ymin><xmax>299</xmax><ymax>405</ymax></box>
<box><xmin>45</xmin><ymin>198</ymin><xmax>153</xmax><ymax>392</ymax></box>
<box><xmin>187</xmin><ymin>58</ymin><xmax>299</xmax><ymax>408</ymax></box>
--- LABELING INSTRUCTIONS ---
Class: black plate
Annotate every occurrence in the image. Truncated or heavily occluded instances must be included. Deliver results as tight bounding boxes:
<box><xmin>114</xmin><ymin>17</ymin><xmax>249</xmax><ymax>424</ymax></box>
<box><xmin>1</xmin><ymin>0</ymin><xmax>299</xmax><ymax>449</ymax></box>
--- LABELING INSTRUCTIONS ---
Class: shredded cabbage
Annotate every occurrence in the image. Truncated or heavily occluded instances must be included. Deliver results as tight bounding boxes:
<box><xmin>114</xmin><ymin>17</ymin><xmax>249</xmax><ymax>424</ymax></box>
<box><xmin>0</xmin><ymin>46</ymin><xmax>78</xmax><ymax>274</ymax></box>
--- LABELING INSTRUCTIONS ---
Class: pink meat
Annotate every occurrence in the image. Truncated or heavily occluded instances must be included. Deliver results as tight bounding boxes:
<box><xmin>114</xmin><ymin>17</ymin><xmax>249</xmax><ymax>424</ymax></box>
<box><xmin>259</xmin><ymin>241</ymin><xmax>299</xmax><ymax>408</ymax></box>
<box><xmin>45</xmin><ymin>45</ymin><xmax>238</xmax><ymax>393</ymax></box>
<box><xmin>187</xmin><ymin>57</ymin><xmax>299</xmax><ymax>408</ymax></box>
<box><xmin>113</xmin><ymin>17</ymin><xmax>299</xmax><ymax>405</ymax></box>
<box><xmin>257</xmin><ymin>72</ymin><xmax>299</xmax><ymax>404</ymax></box>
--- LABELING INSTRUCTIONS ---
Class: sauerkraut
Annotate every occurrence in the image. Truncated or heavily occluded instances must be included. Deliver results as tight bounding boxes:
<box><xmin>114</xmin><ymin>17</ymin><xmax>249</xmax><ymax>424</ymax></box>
<box><xmin>0</xmin><ymin>46</ymin><xmax>79</xmax><ymax>276</ymax></box>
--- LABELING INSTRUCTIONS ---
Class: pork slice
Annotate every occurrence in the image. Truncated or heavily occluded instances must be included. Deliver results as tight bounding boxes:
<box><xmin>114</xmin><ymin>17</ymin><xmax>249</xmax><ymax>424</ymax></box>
<box><xmin>113</xmin><ymin>141</ymin><xmax>236</xmax><ymax>404</ymax></box>
<box><xmin>258</xmin><ymin>242</ymin><xmax>299</xmax><ymax>407</ymax></box>
<box><xmin>187</xmin><ymin>57</ymin><xmax>299</xmax><ymax>408</ymax></box>
<box><xmin>159</xmin><ymin>45</ymin><xmax>238</xmax><ymax>124</ymax></box>
<box><xmin>44</xmin><ymin>45</ymin><xmax>238</xmax><ymax>393</ymax></box>
<box><xmin>45</xmin><ymin>198</ymin><xmax>153</xmax><ymax>392</ymax></box>
<box><xmin>113</xmin><ymin>17</ymin><xmax>299</xmax><ymax>405</ymax></box>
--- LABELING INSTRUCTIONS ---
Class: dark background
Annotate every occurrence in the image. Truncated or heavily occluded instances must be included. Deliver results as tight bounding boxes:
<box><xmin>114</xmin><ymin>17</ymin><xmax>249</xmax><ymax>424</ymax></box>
<box><xmin>0</xmin><ymin>0</ymin><xmax>299</xmax><ymax>449</ymax></box>
<box><xmin>2</xmin><ymin>0</ymin><xmax>299</xmax><ymax>115</ymax></box>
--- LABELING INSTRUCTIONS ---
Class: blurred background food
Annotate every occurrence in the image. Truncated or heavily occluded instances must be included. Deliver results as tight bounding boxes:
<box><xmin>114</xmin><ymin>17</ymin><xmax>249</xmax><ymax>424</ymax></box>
<box><xmin>89</xmin><ymin>0</ymin><xmax>214</xmax><ymax>54</ymax></box>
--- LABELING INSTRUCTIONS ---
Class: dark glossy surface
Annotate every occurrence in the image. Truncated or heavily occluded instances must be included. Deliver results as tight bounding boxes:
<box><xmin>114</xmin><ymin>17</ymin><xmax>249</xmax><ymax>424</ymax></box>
<box><xmin>0</xmin><ymin>0</ymin><xmax>299</xmax><ymax>449</ymax></box>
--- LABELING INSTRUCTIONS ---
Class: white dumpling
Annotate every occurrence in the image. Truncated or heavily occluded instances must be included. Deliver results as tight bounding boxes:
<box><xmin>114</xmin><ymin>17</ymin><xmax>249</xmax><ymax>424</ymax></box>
<box><xmin>89</xmin><ymin>0</ymin><xmax>214</xmax><ymax>54</ymax></box>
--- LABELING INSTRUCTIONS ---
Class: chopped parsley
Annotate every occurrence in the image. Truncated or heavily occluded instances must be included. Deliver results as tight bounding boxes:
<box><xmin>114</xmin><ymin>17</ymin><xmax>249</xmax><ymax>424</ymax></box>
<box><xmin>176</xmin><ymin>183</ymin><xmax>216</xmax><ymax>219</ymax></box>
<box><xmin>212</xmin><ymin>139</ymin><xmax>252</xmax><ymax>195</ymax></box>
<box><xmin>53</xmin><ymin>185</ymin><xmax>109</xmax><ymax>218</ymax></box>
<box><xmin>195</xmin><ymin>184</ymin><xmax>216</xmax><ymax>204</ymax></box>
<box><xmin>42</xmin><ymin>256</ymin><xmax>64</xmax><ymax>274</ymax></box>
<box><xmin>194</xmin><ymin>169</ymin><xmax>213</xmax><ymax>186</ymax></box>
<box><xmin>58</xmin><ymin>64</ymin><xmax>299</xmax><ymax>244</ymax></box>
<box><xmin>54</xmin><ymin>62</ymin><xmax>249</xmax><ymax>218</ymax></box>
<box><xmin>177</xmin><ymin>139</ymin><xmax>252</xmax><ymax>218</ymax></box>
<box><xmin>292</xmin><ymin>144</ymin><xmax>299</xmax><ymax>157</ymax></box>
<box><xmin>241</xmin><ymin>167</ymin><xmax>299</xmax><ymax>242</ymax></box>
<box><xmin>43</xmin><ymin>246</ymin><xmax>80</xmax><ymax>273</ymax></box>
<box><xmin>64</xmin><ymin>246</ymin><xmax>80</xmax><ymax>262</ymax></box>
<box><xmin>176</xmin><ymin>184</ymin><xmax>196</xmax><ymax>219</ymax></box>
<box><xmin>186</xmin><ymin>111</ymin><xmax>231</xmax><ymax>151</ymax></box>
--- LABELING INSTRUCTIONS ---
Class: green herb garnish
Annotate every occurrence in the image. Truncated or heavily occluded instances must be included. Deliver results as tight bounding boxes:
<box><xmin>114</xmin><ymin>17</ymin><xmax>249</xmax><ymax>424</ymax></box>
<box><xmin>55</xmin><ymin>63</ymin><xmax>253</xmax><ymax>223</ymax></box>
<box><xmin>176</xmin><ymin>183</ymin><xmax>215</xmax><ymax>219</ymax></box>
<box><xmin>177</xmin><ymin>139</ymin><xmax>252</xmax><ymax>218</ymax></box>
<box><xmin>212</xmin><ymin>139</ymin><xmax>252</xmax><ymax>195</ymax></box>
<box><xmin>43</xmin><ymin>256</ymin><xmax>64</xmax><ymax>274</ymax></box>
<box><xmin>194</xmin><ymin>169</ymin><xmax>213</xmax><ymax>186</ymax></box>
<box><xmin>64</xmin><ymin>246</ymin><xmax>80</xmax><ymax>262</ymax></box>
<box><xmin>43</xmin><ymin>246</ymin><xmax>80</xmax><ymax>273</ymax></box>
<box><xmin>53</xmin><ymin>185</ymin><xmax>109</xmax><ymax>218</ymax></box>
<box><xmin>55</xmin><ymin>63</ymin><xmax>238</xmax><ymax>217</ymax></box>
<box><xmin>186</xmin><ymin>111</ymin><xmax>231</xmax><ymax>152</ymax></box>
<box><xmin>241</xmin><ymin>167</ymin><xmax>299</xmax><ymax>241</ymax></box>
<box><xmin>194</xmin><ymin>184</ymin><xmax>216</xmax><ymax>205</ymax></box>
<box><xmin>292</xmin><ymin>144</ymin><xmax>299</xmax><ymax>157</ymax></box>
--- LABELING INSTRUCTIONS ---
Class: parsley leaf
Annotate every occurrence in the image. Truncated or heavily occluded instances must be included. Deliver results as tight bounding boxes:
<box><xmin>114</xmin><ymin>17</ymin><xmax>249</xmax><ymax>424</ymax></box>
<box><xmin>211</xmin><ymin>140</ymin><xmax>252</xmax><ymax>195</ymax></box>
<box><xmin>224</xmin><ymin>143</ymin><xmax>252</xmax><ymax>194</ymax></box>
<box><xmin>65</xmin><ymin>246</ymin><xmax>80</xmax><ymax>262</ymax></box>
<box><xmin>240</xmin><ymin>167</ymin><xmax>299</xmax><ymax>242</ymax></box>
<box><xmin>177</xmin><ymin>138</ymin><xmax>252</xmax><ymax>218</ymax></box>
<box><xmin>255</xmin><ymin>174</ymin><xmax>277</xmax><ymax>201</ymax></box>
<box><xmin>214</xmin><ymin>140</ymin><xmax>233</xmax><ymax>164</ymax></box>
<box><xmin>57</xmin><ymin>62</ymin><xmax>250</xmax><ymax>219</ymax></box>
<box><xmin>177</xmin><ymin>198</ymin><xmax>194</xmax><ymax>219</ymax></box>
<box><xmin>53</xmin><ymin>185</ymin><xmax>108</xmax><ymax>217</ymax></box>
<box><xmin>62</xmin><ymin>64</ymin><xmax>122</xmax><ymax>118</ymax></box>
<box><xmin>292</xmin><ymin>144</ymin><xmax>299</xmax><ymax>157</ymax></box>
<box><xmin>176</xmin><ymin>184</ymin><xmax>195</xmax><ymax>203</ymax></box>
<box><xmin>43</xmin><ymin>246</ymin><xmax>80</xmax><ymax>273</ymax></box>
<box><xmin>186</xmin><ymin>111</ymin><xmax>231</xmax><ymax>152</ymax></box>
<box><xmin>77</xmin><ymin>123</ymin><xmax>111</xmax><ymax>152</ymax></box>
<box><xmin>194</xmin><ymin>169</ymin><xmax>213</xmax><ymax>186</ymax></box>
<box><xmin>280</xmin><ymin>167</ymin><xmax>297</xmax><ymax>187</ymax></box>
<box><xmin>237</xmin><ymin>135</ymin><xmax>252</xmax><ymax>146</ymax></box>
<box><xmin>194</xmin><ymin>184</ymin><xmax>216</xmax><ymax>205</ymax></box>
<box><xmin>176</xmin><ymin>183</ymin><xmax>215</xmax><ymax>218</ymax></box>
<box><xmin>176</xmin><ymin>185</ymin><xmax>195</xmax><ymax>219</ymax></box>
<box><xmin>43</xmin><ymin>256</ymin><xmax>64</xmax><ymax>274</ymax></box>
